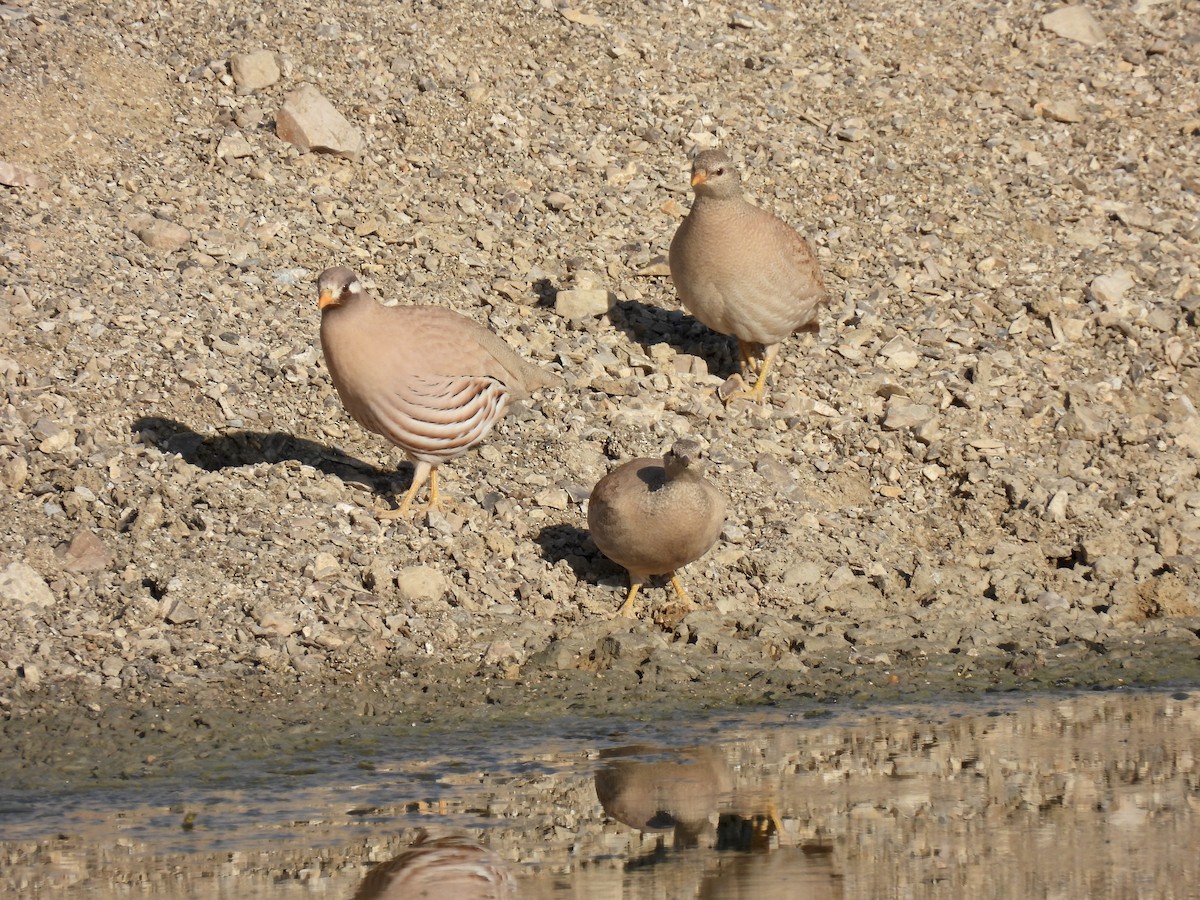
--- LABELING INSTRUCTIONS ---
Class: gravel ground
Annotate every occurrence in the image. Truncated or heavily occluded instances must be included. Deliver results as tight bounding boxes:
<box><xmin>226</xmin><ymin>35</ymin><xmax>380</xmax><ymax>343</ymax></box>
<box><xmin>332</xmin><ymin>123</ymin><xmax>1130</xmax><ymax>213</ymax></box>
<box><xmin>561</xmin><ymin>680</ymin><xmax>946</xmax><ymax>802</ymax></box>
<box><xmin>2</xmin><ymin>0</ymin><xmax>1200</xmax><ymax>782</ymax></box>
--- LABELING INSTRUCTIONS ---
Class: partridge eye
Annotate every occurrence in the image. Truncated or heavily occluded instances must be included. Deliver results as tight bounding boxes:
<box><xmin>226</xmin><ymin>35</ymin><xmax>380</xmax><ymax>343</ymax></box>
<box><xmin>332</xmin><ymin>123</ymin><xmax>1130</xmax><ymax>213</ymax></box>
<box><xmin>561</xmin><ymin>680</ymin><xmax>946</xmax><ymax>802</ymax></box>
<box><xmin>712</xmin><ymin>167</ymin><xmax>725</xmax><ymax>176</ymax></box>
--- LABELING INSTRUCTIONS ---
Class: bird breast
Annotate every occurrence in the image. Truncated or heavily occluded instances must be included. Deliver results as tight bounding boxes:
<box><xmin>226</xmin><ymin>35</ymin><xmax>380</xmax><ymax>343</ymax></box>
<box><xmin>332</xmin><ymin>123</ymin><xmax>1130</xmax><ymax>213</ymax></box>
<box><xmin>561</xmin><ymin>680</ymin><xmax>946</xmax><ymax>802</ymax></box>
<box><xmin>670</xmin><ymin>200</ymin><xmax>825</xmax><ymax>346</ymax></box>
<box><xmin>321</xmin><ymin>302</ymin><xmax>514</xmax><ymax>463</ymax></box>
<box><xmin>589</xmin><ymin>461</ymin><xmax>726</xmax><ymax>578</ymax></box>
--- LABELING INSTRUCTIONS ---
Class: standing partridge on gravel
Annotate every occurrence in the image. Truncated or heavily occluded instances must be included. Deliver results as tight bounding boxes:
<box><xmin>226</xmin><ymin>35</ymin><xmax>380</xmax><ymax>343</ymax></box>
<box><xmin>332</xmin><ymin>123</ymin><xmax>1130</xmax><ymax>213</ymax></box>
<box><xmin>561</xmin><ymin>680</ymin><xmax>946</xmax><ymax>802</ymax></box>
<box><xmin>668</xmin><ymin>148</ymin><xmax>829</xmax><ymax>402</ymax></box>
<box><xmin>352</xmin><ymin>834</ymin><xmax>517</xmax><ymax>900</ymax></box>
<box><xmin>587</xmin><ymin>439</ymin><xmax>726</xmax><ymax>618</ymax></box>
<box><xmin>317</xmin><ymin>266</ymin><xmax>562</xmax><ymax>517</ymax></box>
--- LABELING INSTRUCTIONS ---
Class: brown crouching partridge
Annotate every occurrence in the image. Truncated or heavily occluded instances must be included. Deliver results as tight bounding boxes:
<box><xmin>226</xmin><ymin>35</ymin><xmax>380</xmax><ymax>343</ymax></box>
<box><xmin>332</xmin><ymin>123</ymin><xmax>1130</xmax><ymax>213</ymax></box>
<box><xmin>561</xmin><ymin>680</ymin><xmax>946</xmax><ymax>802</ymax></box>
<box><xmin>588</xmin><ymin>439</ymin><xmax>726</xmax><ymax>618</ymax></box>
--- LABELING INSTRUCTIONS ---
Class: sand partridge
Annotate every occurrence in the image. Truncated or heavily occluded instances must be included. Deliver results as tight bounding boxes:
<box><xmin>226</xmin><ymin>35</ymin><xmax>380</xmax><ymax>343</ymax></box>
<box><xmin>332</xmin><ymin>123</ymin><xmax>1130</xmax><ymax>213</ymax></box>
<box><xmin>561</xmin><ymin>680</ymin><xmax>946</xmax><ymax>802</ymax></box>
<box><xmin>668</xmin><ymin>148</ymin><xmax>829</xmax><ymax>402</ymax></box>
<box><xmin>587</xmin><ymin>438</ymin><xmax>726</xmax><ymax>617</ymax></box>
<box><xmin>352</xmin><ymin>834</ymin><xmax>517</xmax><ymax>900</ymax></box>
<box><xmin>317</xmin><ymin>266</ymin><xmax>561</xmax><ymax>516</ymax></box>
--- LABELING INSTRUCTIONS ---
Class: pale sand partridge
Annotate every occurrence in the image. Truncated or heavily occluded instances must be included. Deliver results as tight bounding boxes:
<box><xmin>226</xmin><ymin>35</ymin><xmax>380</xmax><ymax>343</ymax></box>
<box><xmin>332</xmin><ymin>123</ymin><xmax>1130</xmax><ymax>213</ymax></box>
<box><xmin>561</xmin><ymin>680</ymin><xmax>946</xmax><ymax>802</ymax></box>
<box><xmin>587</xmin><ymin>439</ymin><xmax>726</xmax><ymax>618</ymax></box>
<box><xmin>352</xmin><ymin>834</ymin><xmax>517</xmax><ymax>900</ymax></box>
<box><xmin>668</xmin><ymin>148</ymin><xmax>829</xmax><ymax>402</ymax></box>
<box><xmin>317</xmin><ymin>266</ymin><xmax>562</xmax><ymax>516</ymax></box>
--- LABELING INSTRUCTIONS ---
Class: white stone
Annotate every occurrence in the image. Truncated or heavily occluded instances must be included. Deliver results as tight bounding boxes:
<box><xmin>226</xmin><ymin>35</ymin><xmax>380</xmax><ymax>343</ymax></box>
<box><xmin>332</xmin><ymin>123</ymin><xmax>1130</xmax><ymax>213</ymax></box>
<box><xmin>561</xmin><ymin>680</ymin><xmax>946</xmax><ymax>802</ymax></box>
<box><xmin>1090</xmin><ymin>270</ymin><xmax>1134</xmax><ymax>307</ymax></box>
<box><xmin>1040</xmin><ymin>98</ymin><xmax>1084</xmax><ymax>123</ymax></box>
<box><xmin>534</xmin><ymin>487</ymin><xmax>570</xmax><ymax>511</ymax></box>
<box><xmin>783</xmin><ymin>561</ymin><xmax>823</xmax><ymax>586</ymax></box>
<box><xmin>21</xmin><ymin>663</ymin><xmax>41</xmax><ymax>687</ymax></box>
<box><xmin>164</xmin><ymin>599</ymin><xmax>199</xmax><ymax>624</ymax></box>
<box><xmin>555</xmin><ymin>288</ymin><xmax>614</xmax><ymax>321</ymax></box>
<box><xmin>230</xmin><ymin>50</ymin><xmax>280</xmax><ymax>94</ymax></box>
<box><xmin>216</xmin><ymin>134</ymin><xmax>255</xmax><ymax>160</ymax></box>
<box><xmin>0</xmin><ymin>159</ymin><xmax>49</xmax><ymax>189</ymax></box>
<box><xmin>882</xmin><ymin>349</ymin><xmax>919</xmax><ymax>371</ymax></box>
<box><xmin>311</xmin><ymin>552</ymin><xmax>341</xmax><ymax>581</ymax></box>
<box><xmin>0</xmin><ymin>561</ymin><xmax>56</xmax><ymax>609</ymax></box>
<box><xmin>37</xmin><ymin>426</ymin><xmax>75</xmax><ymax>454</ymax></box>
<box><xmin>275</xmin><ymin>85</ymin><xmax>363</xmax><ymax>158</ymax></box>
<box><xmin>1046</xmin><ymin>490</ymin><xmax>1070</xmax><ymax>522</ymax></box>
<box><xmin>396</xmin><ymin>566</ymin><xmax>449</xmax><ymax>604</ymax></box>
<box><xmin>560</xmin><ymin>8</ymin><xmax>603</xmax><ymax>27</ymax></box>
<box><xmin>883</xmin><ymin>399</ymin><xmax>936</xmax><ymax>431</ymax></box>
<box><xmin>59</xmin><ymin>529</ymin><xmax>111</xmax><ymax>573</ymax></box>
<box><xmin>257</xmin><ymin>609</ymin><xmax>300</xmax><ymax>637</ymax></box>
<box><xmin>2</xmin><ymin>455</ymin><xmax>28</xmax><ymax>491</ymax></box>
<box><xmin>1042</xmin><ymin>6</ymin><xmax>1106</xmax><ymax>46</ymax></box>
<box><xmin>136</xmin><ymin>217</ymin><xmax>191</xmax><ymax>251</ymax></box>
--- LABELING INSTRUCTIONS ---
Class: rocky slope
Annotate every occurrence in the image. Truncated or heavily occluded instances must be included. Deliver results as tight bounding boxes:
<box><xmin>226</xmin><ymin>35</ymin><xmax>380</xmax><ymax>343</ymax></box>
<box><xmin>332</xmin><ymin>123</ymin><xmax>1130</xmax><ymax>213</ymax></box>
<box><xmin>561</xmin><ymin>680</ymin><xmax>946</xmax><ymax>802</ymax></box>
<box><xmin>1</xmin><ymin>0</ymin><xmax>1199</xmax><ymax>757</ymax></box>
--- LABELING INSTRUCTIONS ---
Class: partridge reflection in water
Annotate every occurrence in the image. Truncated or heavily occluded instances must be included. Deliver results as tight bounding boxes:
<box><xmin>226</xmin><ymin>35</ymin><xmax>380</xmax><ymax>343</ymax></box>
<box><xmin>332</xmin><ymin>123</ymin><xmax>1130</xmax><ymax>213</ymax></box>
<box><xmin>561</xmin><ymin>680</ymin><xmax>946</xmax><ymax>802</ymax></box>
<box><xmin>352</xmin><ymin>834</ymin><xmax>516</xmax><ymax>900</ymax></box>
<box><xmin>595</xmin><ymin>746</ymin><xmax>733</xmax><ymax>847</ymax></box>
<box><xmin>316</xmin><ymin>266</ymin><xmax>562</xmax><ymax>516</ymax></box>
<box><xmin>668</xmin><ymin>148</ymin><xmax>829</xmax><ymax>402</ymax></box>
<box><xmin>588</xmin><ymin>439</ymin><xmax>726</xmax><ymax>618</ymax></box>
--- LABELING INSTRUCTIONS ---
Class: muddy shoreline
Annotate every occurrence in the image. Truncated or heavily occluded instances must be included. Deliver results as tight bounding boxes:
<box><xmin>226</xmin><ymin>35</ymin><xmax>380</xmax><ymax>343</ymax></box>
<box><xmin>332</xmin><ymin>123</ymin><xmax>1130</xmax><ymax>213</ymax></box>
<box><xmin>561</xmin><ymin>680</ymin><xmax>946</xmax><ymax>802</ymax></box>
<box><xmin>4</xmin><ymin>688</ymin><xmax>1199</xmax><ymax>899</ymax></box>
<box><xmin>5</xmin><ymin>624</ymin><xmax>1199</xmax><ymax>797</ymax></box>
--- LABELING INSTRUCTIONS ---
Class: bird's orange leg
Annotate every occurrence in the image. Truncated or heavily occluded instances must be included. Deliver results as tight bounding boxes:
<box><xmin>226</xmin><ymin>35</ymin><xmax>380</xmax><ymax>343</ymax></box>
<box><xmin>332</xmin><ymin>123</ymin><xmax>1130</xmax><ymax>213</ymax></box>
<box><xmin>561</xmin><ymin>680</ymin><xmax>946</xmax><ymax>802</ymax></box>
<box><xmin>617</xmin><ymin>580</ymin><xmax>643</xmax><ymax>618</ymax></box>
<box><xmin>669</xmin><ymin>573</ymin><xmax>690</xmax><ymax>601</ymax></box>
<box><xmin>380</xmin><ymin>461</ymin><xmax>437</xmax><ymax>518</ymax></box>
<box><xmin>737</xmin><ymin>339</ymin><xmax>762</xmax><ymax>377</ymax></box>
<box><xmin>726</xmin><ymin>342</ymin><xmax>779</xmax><ymax>403</ymax></box>
<box><xmin>425</xmin><ymin>467</ymin><xmax>441</xmax><ymax>510</ymax></box>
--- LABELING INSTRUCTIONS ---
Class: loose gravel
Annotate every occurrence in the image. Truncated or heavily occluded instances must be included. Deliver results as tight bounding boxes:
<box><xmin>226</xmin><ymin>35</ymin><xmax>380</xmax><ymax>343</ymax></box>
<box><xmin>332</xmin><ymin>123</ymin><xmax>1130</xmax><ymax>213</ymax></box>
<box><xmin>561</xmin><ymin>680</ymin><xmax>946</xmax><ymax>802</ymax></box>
<box><xmin>1</xmin><ymin>0</ymin><xmax>1199</xmax><ymax>778</ymax></box>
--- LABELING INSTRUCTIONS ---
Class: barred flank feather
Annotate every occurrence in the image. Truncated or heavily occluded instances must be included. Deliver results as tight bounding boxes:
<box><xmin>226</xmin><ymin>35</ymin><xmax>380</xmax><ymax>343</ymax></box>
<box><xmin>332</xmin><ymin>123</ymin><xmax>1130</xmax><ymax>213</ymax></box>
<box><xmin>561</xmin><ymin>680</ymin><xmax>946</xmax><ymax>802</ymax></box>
<box><xmin>376</xmin><ymin>375</ymin><xmax>510</xmax><ymax>463</ymax></box>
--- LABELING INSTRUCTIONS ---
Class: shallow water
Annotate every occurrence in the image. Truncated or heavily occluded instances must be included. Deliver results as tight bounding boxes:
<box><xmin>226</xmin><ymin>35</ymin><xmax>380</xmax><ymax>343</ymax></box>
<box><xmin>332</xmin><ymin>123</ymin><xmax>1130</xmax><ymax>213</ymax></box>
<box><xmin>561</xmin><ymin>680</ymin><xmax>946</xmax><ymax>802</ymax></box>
<box><xmin>2</xmin><ymin>688</ymin><xmax>1197</xmax><ymax>898</ymax></box>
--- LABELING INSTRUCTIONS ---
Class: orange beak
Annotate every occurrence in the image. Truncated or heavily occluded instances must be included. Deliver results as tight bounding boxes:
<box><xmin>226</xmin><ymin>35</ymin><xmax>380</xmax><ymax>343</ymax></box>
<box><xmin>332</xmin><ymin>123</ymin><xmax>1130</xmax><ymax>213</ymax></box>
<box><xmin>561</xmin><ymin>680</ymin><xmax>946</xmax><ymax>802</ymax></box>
<box><xmin>690</xmin><ymin>170</ymin><xmax>708</xmax><ymax>187</ymax></box>
<box><xmin>318</xmin><ymin>287</ymin><xmax>338</xmax><ymax>310</ymax></box>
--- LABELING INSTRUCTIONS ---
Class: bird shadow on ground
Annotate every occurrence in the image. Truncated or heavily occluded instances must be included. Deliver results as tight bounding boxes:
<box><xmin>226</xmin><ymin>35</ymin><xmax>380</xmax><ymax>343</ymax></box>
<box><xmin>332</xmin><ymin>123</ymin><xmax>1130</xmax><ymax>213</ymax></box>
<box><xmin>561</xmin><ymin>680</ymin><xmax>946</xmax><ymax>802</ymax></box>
<box><xmin>132</xmin><ymin>416</ymin><xmax>405</xmax><ymax>496</ymax></box>
<box><xmin>609</xmin><ymin>298</ymin><xmax>739</xmax><ymax>378</ymax></box>
<box><xmin>533</xmin><ymin>523</ymin><xmax>608</xmax><ymax>584</ymax></box>
<box><xmin>531</xmin><ymin>277</ymin><xmax>559</xmax><ymax>308</ymax></box>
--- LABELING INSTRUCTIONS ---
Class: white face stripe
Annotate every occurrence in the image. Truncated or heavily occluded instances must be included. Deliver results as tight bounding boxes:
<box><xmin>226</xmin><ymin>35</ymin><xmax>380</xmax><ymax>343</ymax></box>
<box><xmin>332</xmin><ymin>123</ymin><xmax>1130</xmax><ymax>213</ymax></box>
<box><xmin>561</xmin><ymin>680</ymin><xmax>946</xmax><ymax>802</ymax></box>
<box><xmin>347</xmin><ymin>280</ymin><xmax>361</xmax><ymax>294</ymax></box>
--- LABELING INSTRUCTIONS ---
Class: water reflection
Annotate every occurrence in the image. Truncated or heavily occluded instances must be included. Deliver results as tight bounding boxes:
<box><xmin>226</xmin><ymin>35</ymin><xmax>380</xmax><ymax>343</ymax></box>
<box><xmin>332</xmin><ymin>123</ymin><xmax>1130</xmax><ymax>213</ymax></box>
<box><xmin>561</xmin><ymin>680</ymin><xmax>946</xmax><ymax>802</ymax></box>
<box><xmin>595</xmin><ymin>745</ymin><xmax>843</xmax><ymax>897</ymax></box>
<box><xmin>595</xmin><ymin>746</ymin><xmax>734</xmax><ymax>847</ymax></box>
<box><xmin>2</xmin><ymin>690</ymin><xmax>1197</xmax><ymax>898</ymax></box>
<box><xmin>697</xmin><ymin>845</ymin><xmax>841</xmax><ymax>900</ymax></box>
<box><xmin>352</xmin><ymin>833</ymin><xmax>517</xmax><ymax>900</ymax></box>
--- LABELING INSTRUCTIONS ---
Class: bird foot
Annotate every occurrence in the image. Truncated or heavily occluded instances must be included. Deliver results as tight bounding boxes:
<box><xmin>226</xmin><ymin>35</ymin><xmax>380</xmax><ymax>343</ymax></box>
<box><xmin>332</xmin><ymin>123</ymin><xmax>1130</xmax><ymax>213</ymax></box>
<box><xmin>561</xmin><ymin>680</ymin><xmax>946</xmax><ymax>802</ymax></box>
<box><xmin>718</xmin><ymin>374</ymin><xmax>765</xmax><ymax>404</ymax></box>
<box><xmin>377</xmin><ymin>497</ymin><xmax>449</xmax><ymax>520</ymax></box>
<box><xmin>376</xmin><ymin>503</ymin><xmax>417</xmax><ymax>520</ymax></box>
<box><xmin>377</xmin><ymin>467</ymin><xmax>447</xmax><ymax>519</ymax></box>
<box><xmin>615</xmin><ymin>582</ymin><xmax>643</xmax><ymax>618</ymax></box>
<box><xmin>748</xmin><ymin>800</ymin><xmax>789</xmax><ymax>849</ymax></box>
